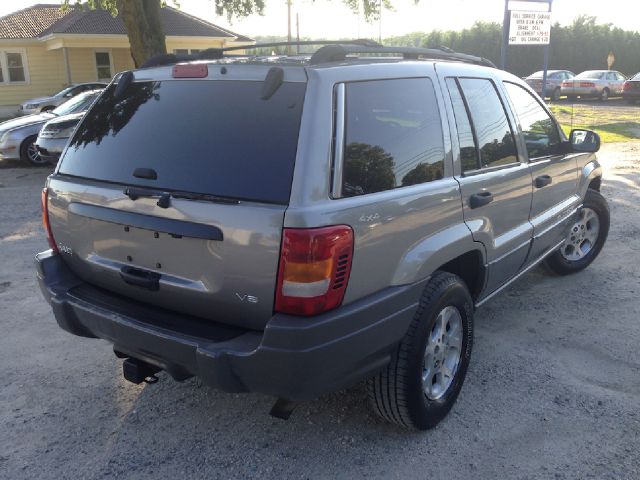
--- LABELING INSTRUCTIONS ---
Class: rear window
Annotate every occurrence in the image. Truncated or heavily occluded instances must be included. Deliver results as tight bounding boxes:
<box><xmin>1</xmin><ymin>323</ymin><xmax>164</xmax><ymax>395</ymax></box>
<box><xmin>59</xmin><ymin>80</ymin><xmax>306</xmax><ymax>204</ymax></box>
<box><xmin>575</xmin><ymin>71</ymin><xmax>604</xmax><ymax>80</ymax></box>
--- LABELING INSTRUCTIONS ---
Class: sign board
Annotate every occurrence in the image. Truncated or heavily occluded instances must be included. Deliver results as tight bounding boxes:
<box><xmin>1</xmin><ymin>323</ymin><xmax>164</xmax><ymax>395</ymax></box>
<box><xmin>509</xmin><ymin>11</ymin><xmax>551</xmax><ymax>45</ymax></box>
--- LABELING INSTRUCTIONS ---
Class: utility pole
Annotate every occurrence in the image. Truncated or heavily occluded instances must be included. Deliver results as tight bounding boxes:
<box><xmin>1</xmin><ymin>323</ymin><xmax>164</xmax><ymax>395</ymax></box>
<box><xmin>378</xmin><ymin>0</ymin><xmax>382</xmax><ymax>44</ymax></box>
<box><xmin>296</xmin><ymin>13</ymin><xmax>300</xmax><ymax>54</ymax></box>
<box><xmin>287</xmin><ymin>0</ymin><xmax>292</xmax><ymax>54</ymax></box>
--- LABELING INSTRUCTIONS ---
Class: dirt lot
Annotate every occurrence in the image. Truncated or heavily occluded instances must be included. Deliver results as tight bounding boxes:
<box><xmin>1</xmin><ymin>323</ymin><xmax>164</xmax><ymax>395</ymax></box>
<box><xmin>1</xmin><ymin>142</ymin><xmax>639</xmax><ymax>480</ymax></box>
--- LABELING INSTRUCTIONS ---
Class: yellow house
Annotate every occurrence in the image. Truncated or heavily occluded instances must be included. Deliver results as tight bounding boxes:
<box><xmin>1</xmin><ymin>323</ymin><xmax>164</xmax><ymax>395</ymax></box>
<box><xmin>0</xmin><ymin>4</ymin><xmax>253</xmax><ymax>115</ymax></box>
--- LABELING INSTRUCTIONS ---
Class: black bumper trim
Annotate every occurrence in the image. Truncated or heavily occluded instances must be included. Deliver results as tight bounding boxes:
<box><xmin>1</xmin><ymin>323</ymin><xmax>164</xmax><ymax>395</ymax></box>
<box><xmin>36</xmin><ymin>250</ymin><xmax>424</xmax><ymax>400</ymax></box>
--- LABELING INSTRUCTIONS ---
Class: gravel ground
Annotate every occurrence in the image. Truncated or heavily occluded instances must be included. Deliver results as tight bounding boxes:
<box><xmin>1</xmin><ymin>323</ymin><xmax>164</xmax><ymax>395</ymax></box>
<box><xmin>1</xmin><ymin>142</ymin><xmax>639</xmax><ymax>480</ymax></box>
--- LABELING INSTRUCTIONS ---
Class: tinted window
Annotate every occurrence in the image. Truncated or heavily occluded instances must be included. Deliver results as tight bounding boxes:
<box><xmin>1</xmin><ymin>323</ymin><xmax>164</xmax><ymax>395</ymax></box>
<box><xmin>342</xmin><ymin>78</ymin><xmax>445</xmax><ymax>197</ymax></box>
<box><xmin>446</xmin><ymin>78</ymin><xmax>478</xmax><ymax>172</ymax></box>
<box><xmin>458</xmin><ymin>78</ymin><xmax>518</xmax><ymax>169</ymax></box>
<box><xmin>505</xmin><ymin>82</ymin><xmax>561</xmax><ymax>159</ymax></box>
<box><xmin>59</xmin><ymin>80</ymin><xmax>306</xmax><ymax>204</ymax></box>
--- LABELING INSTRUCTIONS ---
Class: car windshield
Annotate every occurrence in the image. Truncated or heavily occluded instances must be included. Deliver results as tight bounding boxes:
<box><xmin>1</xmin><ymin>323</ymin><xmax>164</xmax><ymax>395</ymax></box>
<box><xmin>52</xmin><ymin>91</ymin><xmax>101</xmax><ymax>116</ymax></box>
<box><xmin>575</xmin><ymin>71</ymin><xmax>605</xmax><ymax>80</ymax></box>
<box><xmin>632</xmin><ymin>73</ymin><xmax>640</xmax><ymax>81</ymax></box>
<box><xmin>56</xmin><ymin>86</ymin><xmax>75</xmax><ymax>97</ymax></box>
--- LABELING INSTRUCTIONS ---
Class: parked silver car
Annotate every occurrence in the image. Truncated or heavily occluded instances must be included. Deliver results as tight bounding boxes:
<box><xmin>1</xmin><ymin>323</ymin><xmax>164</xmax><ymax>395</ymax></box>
<box><xmin>0</xmin><ymin>90</ymin><xmax>103</xmax><ymax>165</ymax></box>
<box><xmin>19</xmin><ymin>82</ymin><xmax>107</xmax><ymax>115</ymax></box>
<box><xmin>561</xmin><ymin>70</ymin><xmax>627</xmax><ymax>101</ymax></box>
<box><xmin>525</xmin><ymin>70</ymin><xmax>575</xmax><ymax>100</ymax></box>
<box><xmin>35</xmin><ymin>90</ymin><xmax>103</xmax><ymax>164</ymax></box>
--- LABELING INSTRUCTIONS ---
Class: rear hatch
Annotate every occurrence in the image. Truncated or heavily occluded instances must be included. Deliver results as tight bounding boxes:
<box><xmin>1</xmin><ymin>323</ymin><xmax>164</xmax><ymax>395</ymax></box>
<box><xmin>47</xmin><ymin>65</ymin><xmax>307</xmax><ymax>330</ymax></box>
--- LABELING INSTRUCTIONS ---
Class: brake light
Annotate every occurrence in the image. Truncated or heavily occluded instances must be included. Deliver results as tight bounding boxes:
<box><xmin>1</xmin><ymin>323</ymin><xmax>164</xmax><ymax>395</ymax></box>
<box><xmin>561</xmin><ymin>81</ymin><xmax>570</xmax><ymax>87</ymax></box>
<box><xmin>580</xmin><ymin>82</ymin><xmax>596</xmax><ymax>88</ymax></box>
<box><xmin>41</xmin><ymin>188</ymin><xmax>58</xmax><ymax>253</ymax></box>
<box><xmin>172</xmin><ymin>64</ymin><xmax>208</xmax><ymax>78</ymax></box>
<box><xmin>275</xmin><ymin>226</ymin><xmax>354</xmax><ymax>316</ymax></box>
<box><xmin>623</xmin><ymin>82</ymin><xmax>631</xmax><ymax>91</ymax></box>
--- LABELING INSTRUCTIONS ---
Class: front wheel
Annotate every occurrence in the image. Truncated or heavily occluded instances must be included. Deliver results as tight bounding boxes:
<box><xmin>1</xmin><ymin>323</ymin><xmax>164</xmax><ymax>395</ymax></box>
<box><xmin>367</xmin><ymin>271</ymin><xmax>474</xmax><ymax>430</ymax></box>
<box><xmin>599</xmin><ymin>89</ymin><xmax>610</xmax><ymax>102</ymax></box>
<box><xmin>545</xmin><ymin>189</ymin><xmax>610</xmax><ymax>275</ymax></box>
<box><xmin>20</xmin><ymin>135</ymin><xmax>48</xmax><ymax>166</ymax></box>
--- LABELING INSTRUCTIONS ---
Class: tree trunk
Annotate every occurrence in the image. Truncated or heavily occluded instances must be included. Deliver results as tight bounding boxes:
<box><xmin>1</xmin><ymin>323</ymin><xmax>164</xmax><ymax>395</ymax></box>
<box><xmin>117</xmin><ymin>0</ymin><xmax>167</xmax><ymax>67</ymax></box>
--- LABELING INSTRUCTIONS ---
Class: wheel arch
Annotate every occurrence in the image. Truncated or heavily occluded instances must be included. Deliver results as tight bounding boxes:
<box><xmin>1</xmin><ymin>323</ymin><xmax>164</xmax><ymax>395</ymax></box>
<box><xmin>391</xmin><ymin>223</ymin><xmax>487</xmax><ymax>302</ymax></box>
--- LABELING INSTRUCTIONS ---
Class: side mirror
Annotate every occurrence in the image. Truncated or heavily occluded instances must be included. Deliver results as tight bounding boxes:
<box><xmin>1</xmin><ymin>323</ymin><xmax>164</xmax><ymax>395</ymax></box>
<box><xmin>570</xmin><ymin>129</ymin><xmax>600</xmax><ymax>153</ymax></box>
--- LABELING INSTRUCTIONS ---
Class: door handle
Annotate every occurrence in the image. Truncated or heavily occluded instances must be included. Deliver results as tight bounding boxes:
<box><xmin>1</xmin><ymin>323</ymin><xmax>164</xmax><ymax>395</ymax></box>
<box><xmin>534</xmin><ymin>175</ymin><xmax>553</xmax><ymax>188</ymax></box>
<box><xmin>469</xmin><ymin>191</ymin><xmax>494</xmax><ymax>209</ymax></box>
<box><xmin>119</xmin><ymin>266</ymin><xmax>161</xmax><ymax>291</ymax></box>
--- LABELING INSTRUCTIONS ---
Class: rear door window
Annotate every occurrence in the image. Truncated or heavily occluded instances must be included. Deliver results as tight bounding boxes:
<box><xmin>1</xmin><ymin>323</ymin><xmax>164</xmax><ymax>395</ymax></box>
<box><xmin>456</xmin><ymin>78</ymin><xmax>518</xmax><ymax>170</ymax></box>
<box><xmin>341</xmin><ymin>78</ymin><xmax>445</xmax><ymax>197</ymax></box>
<box><xmin>59</xmin><ymin>80</ymin><xmax>307</xmax><ymax>204</ymax></box>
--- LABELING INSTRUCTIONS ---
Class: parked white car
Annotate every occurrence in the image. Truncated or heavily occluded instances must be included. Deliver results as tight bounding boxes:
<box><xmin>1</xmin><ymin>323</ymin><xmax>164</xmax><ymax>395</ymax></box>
<box><xmin>19</xmin><ymin>82</ymin><xmax>107</xmax><ymax>115</ymax></box>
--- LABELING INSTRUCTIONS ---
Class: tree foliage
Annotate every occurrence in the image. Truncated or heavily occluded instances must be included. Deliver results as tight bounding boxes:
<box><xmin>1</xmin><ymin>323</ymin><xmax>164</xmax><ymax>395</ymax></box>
<box><xmin>385</xmin><ymin>16</ymin><xmax>640</xmax><ymax>77</ymax></box>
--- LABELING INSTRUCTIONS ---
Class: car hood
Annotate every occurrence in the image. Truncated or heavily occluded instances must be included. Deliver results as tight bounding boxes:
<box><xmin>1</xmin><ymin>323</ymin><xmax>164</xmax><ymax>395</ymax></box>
<box><xmin>0</xmin><ymin>113</ymin><xmax>55</xmax><ymax>131</ymax></box>
<box><xmin>43</xmin><ymin>112</ymin><xmax>84</xmax><ymax>126</ymax></box>
<box><xmin>22</xmin><ymin>96</ymin><xmax>56</xmax><ymax>106</ymax></box>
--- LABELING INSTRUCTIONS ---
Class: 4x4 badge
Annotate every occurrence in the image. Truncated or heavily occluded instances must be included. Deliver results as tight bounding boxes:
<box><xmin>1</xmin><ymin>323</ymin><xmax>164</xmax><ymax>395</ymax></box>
<box><xmin>57</xmin><ymin>243</ymin><xmax>72</xmax><ymax>255</ymax></box>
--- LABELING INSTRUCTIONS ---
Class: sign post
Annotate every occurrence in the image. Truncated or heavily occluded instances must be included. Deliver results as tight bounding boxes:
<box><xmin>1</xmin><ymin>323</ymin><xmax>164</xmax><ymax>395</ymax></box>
<box><xmin>501</xmin><ymin>0</ymin><xmax>554</xmax><ymax>99</ymax></box>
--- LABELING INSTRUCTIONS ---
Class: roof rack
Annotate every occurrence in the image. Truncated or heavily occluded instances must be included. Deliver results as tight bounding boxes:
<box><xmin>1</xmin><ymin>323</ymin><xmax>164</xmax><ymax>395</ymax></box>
<box><xmin>140</xmin><ymin>40</ymin><xmax>495</xmax><ymax>69</ymax></box>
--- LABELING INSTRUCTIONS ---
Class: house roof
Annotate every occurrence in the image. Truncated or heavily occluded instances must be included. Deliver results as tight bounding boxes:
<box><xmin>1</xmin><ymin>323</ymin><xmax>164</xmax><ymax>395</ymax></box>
<box><xmin>0</xmin><ymin>3</ymin><xmax>253</xmax><ymax>41</ymax></box>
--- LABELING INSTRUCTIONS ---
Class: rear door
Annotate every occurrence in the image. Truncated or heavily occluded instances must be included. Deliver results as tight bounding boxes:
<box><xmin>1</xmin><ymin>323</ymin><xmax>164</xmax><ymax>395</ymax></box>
<box><xmin>442</xmin><ymin>73</ymin><xmax>533</xmax><ymax>296</ymax></box>
<box><xmin>502</xmin><ymin>81</ymin><xmax>579</xmax><ymax>262</ymax></box>
<box><xmin>48</xmin><ymin>70</ymin><xmax>307</xmax><ymax>330</ymax></box>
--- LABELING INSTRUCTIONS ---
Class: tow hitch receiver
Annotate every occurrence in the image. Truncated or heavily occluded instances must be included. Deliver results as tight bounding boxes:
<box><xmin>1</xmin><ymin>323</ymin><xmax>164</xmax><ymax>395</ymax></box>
<box><xmin>123</xmin><ymin>357</ymin><xmax>161</xmax><ymax>384</ymax></box>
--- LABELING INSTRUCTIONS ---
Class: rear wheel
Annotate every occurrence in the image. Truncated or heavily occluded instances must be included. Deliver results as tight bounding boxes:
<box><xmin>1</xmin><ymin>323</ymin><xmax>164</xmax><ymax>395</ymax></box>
<box><xmin>599</xmin><ymin>88</ymin><xmax>610</xmax><ymax>102</ymax></box>
<box><xmin>545</xmin><ymin>189</ymin><xmax>609</xmax><ymax>275</ymax></box>
<box><xmin>20</xmin><ymin>135</ymin><xmax>47</xmax><ymax>166</ymax></box>
<box><xmin>551</xmin><ymin>87</ymin><xmax>561</xmax><ymax>101</ymax></box>
<box><xmin>367</xmin><ymin>271</ymin><xmax>473</xmax><ymax>430</ymax></box>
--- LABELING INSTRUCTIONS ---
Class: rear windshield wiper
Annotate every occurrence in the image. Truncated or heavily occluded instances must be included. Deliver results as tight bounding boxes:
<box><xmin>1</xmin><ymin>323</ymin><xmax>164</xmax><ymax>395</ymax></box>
<box><xmin>123</xmin><ymin>186</ymin><xmax>240</xmax><ymax>208</ymax></box>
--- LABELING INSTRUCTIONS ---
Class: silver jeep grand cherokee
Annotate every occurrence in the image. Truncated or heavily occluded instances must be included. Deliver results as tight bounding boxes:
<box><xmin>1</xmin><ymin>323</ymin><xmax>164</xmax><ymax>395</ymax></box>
<box><xmin>36</xmin><ymin>41</ymin><xmax>609</xmax><ymax>430</ymax></box>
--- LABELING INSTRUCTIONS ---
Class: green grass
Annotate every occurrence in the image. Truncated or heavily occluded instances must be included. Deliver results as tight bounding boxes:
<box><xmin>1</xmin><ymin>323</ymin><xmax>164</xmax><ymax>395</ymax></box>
<box><xmin>549</xmin><ymin>104</ymin><xmax>640</xmax><ymax>143</ymax></box>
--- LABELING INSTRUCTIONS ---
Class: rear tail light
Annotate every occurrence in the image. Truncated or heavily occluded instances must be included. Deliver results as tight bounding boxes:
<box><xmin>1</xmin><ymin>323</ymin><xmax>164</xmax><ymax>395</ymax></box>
<box><xmin>41</xmin><ymin>187</ymin><xmax>58</xmax><ymax>253</ymax></box>
<box><xmin>623</xmin><ymin>82</ymin><xmax>631</xmax><ymax>91</ymax></box>
<box><xmin>275</xmin><ymin>226</ymin><xmax>354</xmax><ymax>316</ymax></box>
<box><xmin>561</xmin><ymin>81</ymin><xmax>570</xmax><ymax>87</ymax></box>
<box><xmin>580</xmin><ymin>82</ymin><xmax>596</xmax><ymax>88</ymax></box>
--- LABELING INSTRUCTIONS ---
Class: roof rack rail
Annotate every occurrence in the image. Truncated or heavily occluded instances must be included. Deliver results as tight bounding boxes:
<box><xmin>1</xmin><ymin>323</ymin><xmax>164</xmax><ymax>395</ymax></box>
<box><xmin>141</xmin><ymin>39</ymin><xmax>382</xmax><ymax>68</ymax></box>
<box><xmin>140</xmin><ymin>39</ymin><xmax>495</xmax><ymax>69</ymax></box>
<box><xmin>309</xmin><ymin>44</ymin><xmax>496</xmax><ymax>68</ymax></box>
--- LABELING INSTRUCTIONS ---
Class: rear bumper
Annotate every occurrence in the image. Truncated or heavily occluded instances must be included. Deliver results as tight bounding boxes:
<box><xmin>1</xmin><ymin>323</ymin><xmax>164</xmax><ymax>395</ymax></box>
<box><xmin>36</xmin><ymin>250</ymin><xmax>423</xmax><ymax>400</ymax></box>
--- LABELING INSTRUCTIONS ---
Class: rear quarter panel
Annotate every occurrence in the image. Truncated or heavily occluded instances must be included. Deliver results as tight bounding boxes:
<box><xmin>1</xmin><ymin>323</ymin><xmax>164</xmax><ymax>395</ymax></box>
<box><xmin>287</xmin><ymin>63</ymin><xmax>481</xmax><ymax>305</ymax></box>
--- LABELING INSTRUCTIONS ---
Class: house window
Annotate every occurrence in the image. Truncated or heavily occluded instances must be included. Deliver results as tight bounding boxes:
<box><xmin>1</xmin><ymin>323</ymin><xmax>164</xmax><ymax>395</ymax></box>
<box><xmin>95</xmin><ymin>51</ymin><xmax>113</xmax><ymax>81</ymax></box>
<box><xmin>0</xmin><ymin>49</ymin><xmax>28</xmax><ymax>84</ymax></box>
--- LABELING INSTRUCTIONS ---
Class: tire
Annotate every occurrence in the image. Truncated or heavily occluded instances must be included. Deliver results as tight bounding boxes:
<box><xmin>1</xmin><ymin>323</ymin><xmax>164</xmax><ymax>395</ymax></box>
<box><xmin>545</xmin><ymin>189</ymin><xmax>610</xmax><ymax>275</ymax></box>
<box><xmin>599</xmin><ymin>88</ymin><xmax>609</xmax><ymax>102</ymax></box>
<box><xmin>19</xmin><ymin>135</ymin><xmax>47</xmax><ymax>166</ymax></box>
<box><xmin>551</xmin><ymin>87</ymin><xmax>561</xmax><ymax>101</ymax></box>
<box><xmin>367</xmin><ymin>271</ymin><xmax>474</xmax><ymax>430</ymax></box>
<box><xmin>568</xmin><ymin>95</ymin><xmax>578</xmax><ymax>102</ymax></box>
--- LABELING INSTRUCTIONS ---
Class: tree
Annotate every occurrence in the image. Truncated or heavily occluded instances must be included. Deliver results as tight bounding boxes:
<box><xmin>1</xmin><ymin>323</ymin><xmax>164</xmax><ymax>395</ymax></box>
<box><xmin>64</xmin><ymin>0</ymin><xmax>166</xmax><ymax>67</ymax></box>
<box><xmin>64</xmin><ymin>0</ymin><xmax>395</xmax><ymax>67</ymax></box>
